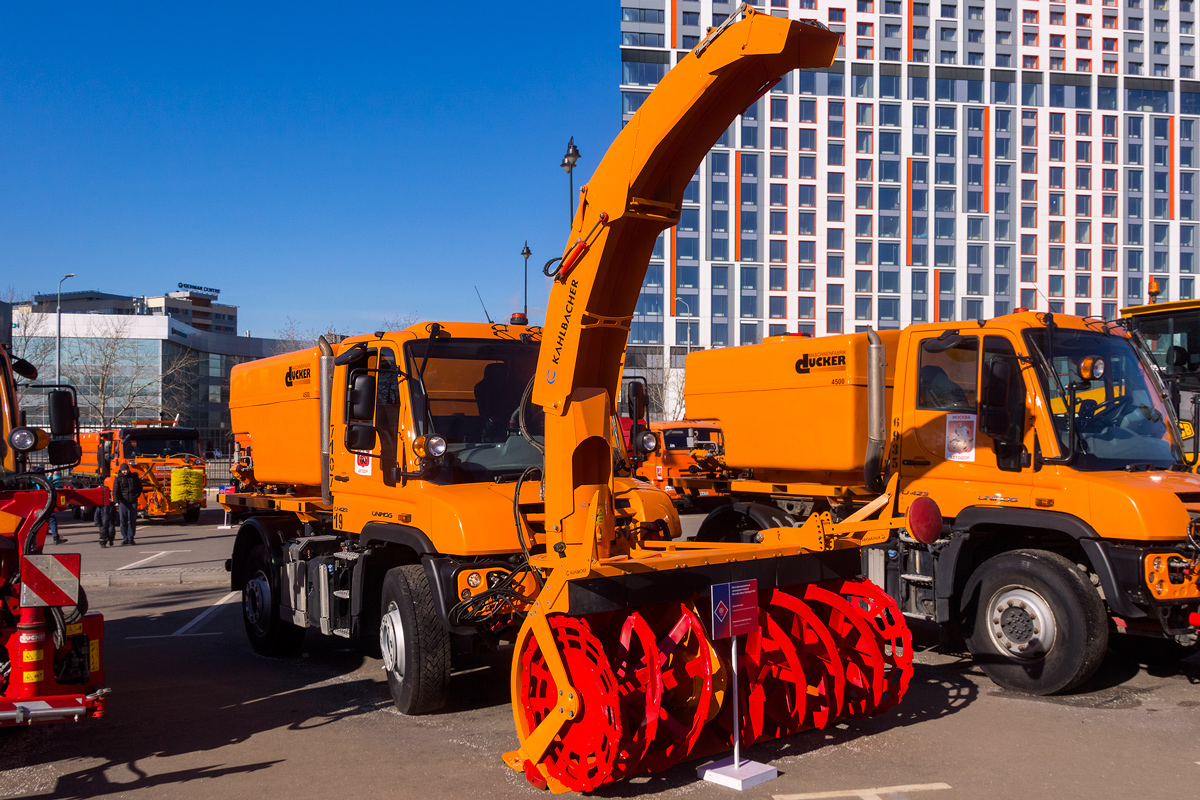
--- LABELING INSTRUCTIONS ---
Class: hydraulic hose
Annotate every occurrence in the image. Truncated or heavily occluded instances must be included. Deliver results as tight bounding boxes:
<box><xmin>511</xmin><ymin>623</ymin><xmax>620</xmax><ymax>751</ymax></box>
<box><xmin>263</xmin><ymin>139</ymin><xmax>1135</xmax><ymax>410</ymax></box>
<box><xmin>21</xmin><ymin>472</ymin><xmax>57</xmax><ymax>556</ymax></box>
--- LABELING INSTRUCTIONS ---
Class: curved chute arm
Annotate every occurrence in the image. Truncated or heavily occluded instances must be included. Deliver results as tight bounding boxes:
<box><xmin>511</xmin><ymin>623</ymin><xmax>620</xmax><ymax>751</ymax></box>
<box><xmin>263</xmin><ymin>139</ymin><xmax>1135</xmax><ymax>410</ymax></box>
<box><xmin>534</xmin><ymin>11</ymin><xmax>838</xmax><ymax>410</ymax></box>
<box><xmin>532</xmin><ymin>8</ymin><xmax>838</xmax><ymax>556</ymax></box>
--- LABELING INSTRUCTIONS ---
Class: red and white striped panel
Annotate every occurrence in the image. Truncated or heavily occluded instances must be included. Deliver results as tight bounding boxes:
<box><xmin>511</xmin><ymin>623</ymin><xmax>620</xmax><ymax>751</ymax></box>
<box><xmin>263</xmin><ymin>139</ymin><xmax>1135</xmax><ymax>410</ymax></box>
<box><xmin>20</xmin><ymin>554</ymin><xmax>82</xmax><ymax>608</ymax></box>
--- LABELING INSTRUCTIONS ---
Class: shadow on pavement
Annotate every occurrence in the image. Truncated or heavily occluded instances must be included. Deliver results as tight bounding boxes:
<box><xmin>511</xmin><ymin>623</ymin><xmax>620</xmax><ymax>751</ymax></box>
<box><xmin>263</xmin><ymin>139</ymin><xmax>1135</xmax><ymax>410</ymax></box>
<box><xmin>589</xmin><ymin>661</ymin><xmax>981</xmax><ymax>798</ymax></box>
<box><xmin>0</xmin><ymin>589</ymin><xmax>385</xmax><ymax>799</ymax></box>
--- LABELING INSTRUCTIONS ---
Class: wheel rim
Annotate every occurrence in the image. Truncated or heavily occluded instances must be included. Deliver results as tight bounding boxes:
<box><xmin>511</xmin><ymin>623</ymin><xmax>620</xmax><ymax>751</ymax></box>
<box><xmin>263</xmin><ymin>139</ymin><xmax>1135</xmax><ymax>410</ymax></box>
<box><xmin>244</xmin><ymin>571</ymin><xmax>270</xmax><ymax>634</ymax></box>
<box><xmin>986</xmin><ymin>585</ymin><xmax>1057</xmax><ymax>659</ymax></box>
<box><xmin>380</xmin><ymin>601</ymin><xmax>406</xmax><ymax>679</ymax></box>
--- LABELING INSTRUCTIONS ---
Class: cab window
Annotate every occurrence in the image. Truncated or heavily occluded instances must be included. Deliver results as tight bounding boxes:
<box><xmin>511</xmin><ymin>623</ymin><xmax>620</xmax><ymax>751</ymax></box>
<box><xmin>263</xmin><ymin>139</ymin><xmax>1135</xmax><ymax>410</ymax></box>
<box><xmin>917</xmin><ymin>337</ymin><xmax>979</xmax><ymax>411</ymax></box>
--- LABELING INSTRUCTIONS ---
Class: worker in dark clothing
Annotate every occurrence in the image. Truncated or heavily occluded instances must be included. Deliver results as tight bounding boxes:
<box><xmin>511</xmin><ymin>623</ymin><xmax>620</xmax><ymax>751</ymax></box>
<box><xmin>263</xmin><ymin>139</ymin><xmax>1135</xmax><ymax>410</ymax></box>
<box><xmin>96</xmin><ymin>487</ymin><xmax>116</xmax><ymax>548</ymax></box>
<box><xmin>113</xmin><ymin>463</ymin><xmax>142</xmax><ymax>546</ymax></box>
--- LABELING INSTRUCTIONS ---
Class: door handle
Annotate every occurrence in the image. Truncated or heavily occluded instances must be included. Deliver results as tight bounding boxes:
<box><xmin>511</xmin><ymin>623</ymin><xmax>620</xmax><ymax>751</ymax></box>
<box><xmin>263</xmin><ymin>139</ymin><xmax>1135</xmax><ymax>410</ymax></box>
<box><xmin>902</xmin><ymin>459</ymin><xmax>931</xmax><ymax>466</ymax></box>
<box><xmin>333</xmin><ymin>475</ymin><xmax>350</xmax><ymax>482</ymax></box>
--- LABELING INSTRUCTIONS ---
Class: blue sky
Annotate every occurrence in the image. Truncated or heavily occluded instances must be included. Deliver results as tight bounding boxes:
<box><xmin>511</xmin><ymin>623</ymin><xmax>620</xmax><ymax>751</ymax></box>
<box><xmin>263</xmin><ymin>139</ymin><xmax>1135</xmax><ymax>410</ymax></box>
<box><xmin>1</xmin><ymin>2</ymin><xmax>617</xmax><ymax>337</ymax></box>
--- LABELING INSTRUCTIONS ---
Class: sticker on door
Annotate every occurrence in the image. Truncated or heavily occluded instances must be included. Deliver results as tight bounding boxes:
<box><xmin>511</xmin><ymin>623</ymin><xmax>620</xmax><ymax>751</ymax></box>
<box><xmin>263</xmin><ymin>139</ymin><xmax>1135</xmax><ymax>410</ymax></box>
<box><xmin>945</xmin><ymin>414</ymin><xmax>976</xmax><ymax>462</ymax></box>
<box><xmin>355</xmin><ymin>453</ymin><xmax>372</xmax><ymax>476</ymax></box>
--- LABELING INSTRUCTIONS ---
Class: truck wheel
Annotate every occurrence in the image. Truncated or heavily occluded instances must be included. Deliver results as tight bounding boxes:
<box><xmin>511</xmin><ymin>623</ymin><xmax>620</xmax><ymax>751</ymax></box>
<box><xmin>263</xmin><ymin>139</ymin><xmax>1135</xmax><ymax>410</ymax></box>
<box><xmin>963</xmin><ymin>550</ymin><xmax>1108</xmax><ymax>695</ymax></box>
<box><xmin>83</xmin><ymin>506</ymin><xmax>96</xmax><ymax>521</ymax></box>
<box><xmin>242</xmin><ymin>545</ymin><xmax>305</xmax><ymax>656</ymax></box>
<box><xmin>695</xmin><ymin>505</ymin><xmax>761</xmax><ymax>543</ymax></box>
<box><xmin>184</xmin><ymin>507</ymin><xmax>200</xmax><ymax>524</ymax></box>
<box><xmin>379</xmin><ymin>564</ymin><xmax>451</xmax><ymax>715</ymax></box>
<box><xmin>71</xmin><ymin>506</ymin><xmax>82</xmax><ymax>520</ymax></box>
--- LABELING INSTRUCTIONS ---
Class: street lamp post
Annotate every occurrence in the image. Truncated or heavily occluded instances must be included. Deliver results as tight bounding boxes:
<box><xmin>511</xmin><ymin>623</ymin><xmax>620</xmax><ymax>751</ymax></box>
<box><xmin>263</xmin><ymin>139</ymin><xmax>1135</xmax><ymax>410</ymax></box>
<box><xmin>56</xmin><ymin>272</ymin><xmax>75</xmax><ymax>384</ymax></box>
<box><xmin>522</xmin><ymin>242</ymin><xmax>532</xmax><ymax>318</ymax></box>
<box><xmin>674</xmin><ymin>297</ymin><xmax>693</xmax><ymax>419</ymax></box>
<box><xmin>560</xmin><ymin>137</ymin><xmax>581</xmax><ymax>225</ymax></box>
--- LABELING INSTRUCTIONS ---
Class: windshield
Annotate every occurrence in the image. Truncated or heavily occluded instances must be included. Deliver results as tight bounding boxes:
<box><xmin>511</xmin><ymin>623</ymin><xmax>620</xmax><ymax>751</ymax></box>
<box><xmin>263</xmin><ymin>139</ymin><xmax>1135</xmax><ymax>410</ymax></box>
<box><xmin>662</xmin><ymin>427</ymin><xmax>723</xmax><ymax>453</ymax></box>
<box><xmin>404</xmin><ymin>337</ymin><xmax>543</xmax><ymax>483</ymax></box>
<box><xmin>1024</xmin><ymin>327</ymin><xmax>1184</xmax><ymax>471</ymax></box>
<box><xmin>1124</xmin><ymin>308</ymin><xmax>1200</xmax><ymax>390</ymax></box>
<box><xmin>124</xmin><ymin>432</ymin><xmax>202</xmax><ymax>458</ymax></box>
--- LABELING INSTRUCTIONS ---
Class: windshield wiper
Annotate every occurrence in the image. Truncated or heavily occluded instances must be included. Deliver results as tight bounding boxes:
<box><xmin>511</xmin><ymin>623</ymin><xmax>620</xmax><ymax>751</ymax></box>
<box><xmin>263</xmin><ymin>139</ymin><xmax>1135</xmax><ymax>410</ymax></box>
<box><xmin>1124</xmin><ymin>462</ymin><xmax>1158</xmax><ymax>472</ymax></box>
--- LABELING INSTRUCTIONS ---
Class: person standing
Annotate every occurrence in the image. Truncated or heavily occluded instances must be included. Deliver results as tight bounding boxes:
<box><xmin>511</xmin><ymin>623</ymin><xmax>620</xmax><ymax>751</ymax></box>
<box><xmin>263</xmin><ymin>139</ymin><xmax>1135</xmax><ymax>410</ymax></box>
<box><xmin>113</xmin><ymin>462</ymin><xmax>142</xmax><ymax>546</ymax></box>
<box><xmin>96</xmin><ymin>483</ymin><xmax>116</xmax><ymax>548</ymax></box>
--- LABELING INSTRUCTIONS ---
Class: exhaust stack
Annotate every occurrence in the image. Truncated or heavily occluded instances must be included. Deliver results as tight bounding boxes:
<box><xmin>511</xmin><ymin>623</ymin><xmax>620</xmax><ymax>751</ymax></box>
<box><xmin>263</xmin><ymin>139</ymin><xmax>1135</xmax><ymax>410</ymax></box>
<box><xmin>865</xmin><ymin>329</ymin><xmax>886</xmax><ymax>493</ymax></box>
<box><xmin>318</xmin><ymin>336</ymin><xmax>334</xmax><ymax>506</ymax></box>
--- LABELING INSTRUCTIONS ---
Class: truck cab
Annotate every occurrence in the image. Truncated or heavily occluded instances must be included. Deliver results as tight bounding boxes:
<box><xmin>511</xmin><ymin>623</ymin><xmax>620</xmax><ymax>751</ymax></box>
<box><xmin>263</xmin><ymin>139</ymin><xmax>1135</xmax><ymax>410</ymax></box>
<box><xmin>634</xmin><ymin>421</ymin><xmax>725</xmax><ymax>507</ymax></box>
<box><xmin>685</xmin><ymin>312</ymin><xmax>1200</xmax><ymax>694</ymax></box>
<box><xmin>223</xmin><ymin>321</ymin><xmax>680</xmax><ymax>714</ymax></box>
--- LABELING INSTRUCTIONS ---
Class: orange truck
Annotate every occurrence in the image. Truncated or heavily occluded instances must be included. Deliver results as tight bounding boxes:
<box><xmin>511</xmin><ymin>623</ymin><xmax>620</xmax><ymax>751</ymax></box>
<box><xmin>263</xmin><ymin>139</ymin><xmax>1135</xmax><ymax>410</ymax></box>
<box><xmin>680</xmin><ymin>312</ymin><xmax>1200</xmax><ymax>694</ymax></box>
<box><xmin>1</xmin><ymin>301</ymin><xmax>109</xmax><ymax>725</ymax></box>
<box><xmin>73</xmin><ymin>422</ymin><xmax>206</xmax><ymax>523</ymax></box>
<box><xmin>634</xmin><ymin>420</ymin><xmax>727</xmax><ymax>508</ymax></box>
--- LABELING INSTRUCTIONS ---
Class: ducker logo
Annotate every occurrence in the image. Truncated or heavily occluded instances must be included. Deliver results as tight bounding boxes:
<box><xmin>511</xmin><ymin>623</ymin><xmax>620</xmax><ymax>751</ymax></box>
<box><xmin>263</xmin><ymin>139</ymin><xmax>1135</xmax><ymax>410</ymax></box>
<box><xmin>285</xmin><ymin>366</ymin><xmax>312</xmax><ymax>386</ymax></box>
<box><xmin>795</xmin><ymin>351</ymin><xmax>846</xmax><ymax>374</ymax></box>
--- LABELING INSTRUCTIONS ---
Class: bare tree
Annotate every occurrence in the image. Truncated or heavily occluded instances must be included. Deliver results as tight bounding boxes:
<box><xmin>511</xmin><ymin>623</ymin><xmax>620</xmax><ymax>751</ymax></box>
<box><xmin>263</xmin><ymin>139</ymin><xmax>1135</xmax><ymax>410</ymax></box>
<box><xmin>381</xmin><ymin>312</ymin><xmax>421</xmax><ymax>332</ymax></box>
<box><xmin>3</xmin><ymin>287</ymin><xmax>54</xmax><ymax>399</ymax></box>
<box><xmin>60</xmin><ymin>315</ymin><xmax>201</xmax><ymax>428</ymax></box>
<box><xmin>621</xmin><ymin>346</ymin><xmax>688</xmax><ymax>422</ymax></box>
<box><xmin>272</xmin><ymin>316</ymin><xmax>344</xmax><ymax>355</ymax></box>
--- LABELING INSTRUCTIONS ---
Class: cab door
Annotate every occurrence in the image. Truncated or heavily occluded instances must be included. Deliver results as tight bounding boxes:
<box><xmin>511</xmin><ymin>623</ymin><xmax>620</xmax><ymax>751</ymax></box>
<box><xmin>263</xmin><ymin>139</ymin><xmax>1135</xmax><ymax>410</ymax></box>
<box><xmin>898</xmin><ymin>333</ymin><xmax>1033</xmax><ymax>518</ymax></box>
<box><xmin>331</xmin><ymin>343</ymin><xmax>407</xmax><ymax>530</ymax></box>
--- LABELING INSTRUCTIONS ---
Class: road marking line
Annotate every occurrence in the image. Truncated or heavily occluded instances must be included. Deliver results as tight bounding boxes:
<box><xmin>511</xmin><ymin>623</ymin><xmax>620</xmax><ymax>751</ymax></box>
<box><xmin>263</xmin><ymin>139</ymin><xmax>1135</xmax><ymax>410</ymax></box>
<box><xmin>116</xmin><ymin>550</ymin><xmax>191</xmax><ymax>571</ymax></box>
<box><xmin>125</xmin><ymin>591</ymin><xmax>238</xmax><ymax>640</ymax></box>
<box><xmin>775</xmin><ymin>783</ymin><xmax>952</xmax><ymax>800</ymax></box>
<box><xmin>172</xmin><ymin>591</ymin><xmax>239</xmax><ymax>636</ymax></box>
<box><xmin>126</xmin><ymin>632</ymin><xmax>223</xmax><ymax>640</ymax></box>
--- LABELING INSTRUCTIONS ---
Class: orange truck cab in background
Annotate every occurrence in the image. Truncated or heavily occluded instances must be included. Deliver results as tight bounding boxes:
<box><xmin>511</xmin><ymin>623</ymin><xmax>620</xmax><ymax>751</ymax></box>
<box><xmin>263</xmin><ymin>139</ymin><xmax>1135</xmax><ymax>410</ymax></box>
<box><xmin>683</xmin><ymin>312</ymin><xmax>1200</xmax><ymax>695</ymax></box>
<box><xmin>634</xmin><ymin>421</ymin><xmax>727</xmax><ymax>508</ymax></box>
<box><xmin>74</xmin><ymin>422</ymin><xmax>206</xmax><ymax>523</ymax></box>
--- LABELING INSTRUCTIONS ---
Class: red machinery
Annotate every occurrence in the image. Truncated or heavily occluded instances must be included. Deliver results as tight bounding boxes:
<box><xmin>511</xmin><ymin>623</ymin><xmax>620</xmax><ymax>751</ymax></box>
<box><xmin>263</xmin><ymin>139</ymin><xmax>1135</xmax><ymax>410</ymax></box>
<box><xmin>1</xmin><ymin>302</ymin><xmax>109</xmax><ymax>725</ymax></box>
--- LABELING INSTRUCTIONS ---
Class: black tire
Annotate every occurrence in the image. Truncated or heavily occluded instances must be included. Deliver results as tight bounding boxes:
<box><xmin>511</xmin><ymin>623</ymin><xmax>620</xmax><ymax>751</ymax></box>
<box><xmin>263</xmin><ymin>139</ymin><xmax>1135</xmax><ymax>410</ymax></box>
<box><xmin>963</xmin><ymin>549</ymin><xmax>1108</xmax><ymax>695</ymax></box>
<box><xmin>241</xmin><ymin>545</ymin><xmax>305</xmax><ymax>656</ymax></box>
<box><xmin>695</xmin><ymin>502</ymin><xmax>793</xmax><ymax>544</ymax></box>
<box><xmin>71</xmin><ymin>506</ymin><xmax>82</xmax><ymax>520</ymax></box>
<box><xmin>378</xmin><ymin>564</ymin><xmax>451</xmax><ymax>715</ymax></box>
<box><xmin>183</xmin><ymin>507</ymin><xmax>200</xmax><ymax>524</ymax></box>
<box><xmin>83</xmin><ymin>507</ymin><xmax>96</xmax><ymax>521</ymax></box>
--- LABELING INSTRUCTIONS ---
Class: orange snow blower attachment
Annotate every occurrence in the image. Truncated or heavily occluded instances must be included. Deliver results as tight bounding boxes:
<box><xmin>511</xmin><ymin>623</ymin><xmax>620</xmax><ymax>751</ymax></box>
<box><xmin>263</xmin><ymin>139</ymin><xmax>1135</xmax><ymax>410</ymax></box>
<box><xmin>502</xmin><ymin>7</ymin><xmax>924</xmax><ymax>792</ymax></box>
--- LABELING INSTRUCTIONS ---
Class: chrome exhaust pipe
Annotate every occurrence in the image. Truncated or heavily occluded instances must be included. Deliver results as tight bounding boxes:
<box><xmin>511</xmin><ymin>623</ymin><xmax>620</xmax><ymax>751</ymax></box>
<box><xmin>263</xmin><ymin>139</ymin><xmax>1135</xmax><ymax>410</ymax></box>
<box><xmin>318</xmin><ymin>336</ymin><xmax>334</xmax><ymax>506</ymax></box>
<box><xmin>865</xmin><ymin>329</ymin><xmax>886</xmax><ymax>493</ymax></box>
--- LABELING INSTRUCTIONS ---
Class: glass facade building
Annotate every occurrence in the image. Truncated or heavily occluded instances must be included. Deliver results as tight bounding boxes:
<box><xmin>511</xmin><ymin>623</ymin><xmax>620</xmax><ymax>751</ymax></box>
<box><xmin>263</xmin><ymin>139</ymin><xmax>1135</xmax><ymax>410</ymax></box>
<box><xmin>620</xmin><ymin>0</ymin><xmax>1200</xmax><ymax>378</ymax></box>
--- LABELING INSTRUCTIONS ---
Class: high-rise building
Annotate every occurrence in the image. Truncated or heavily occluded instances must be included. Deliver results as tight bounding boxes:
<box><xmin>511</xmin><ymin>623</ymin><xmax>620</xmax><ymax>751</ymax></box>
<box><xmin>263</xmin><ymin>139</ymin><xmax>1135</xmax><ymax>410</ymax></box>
<box><xmin>620</xmin><ymin>0</ymin><xmax>1200</xmax><ymax>409</ymax></box>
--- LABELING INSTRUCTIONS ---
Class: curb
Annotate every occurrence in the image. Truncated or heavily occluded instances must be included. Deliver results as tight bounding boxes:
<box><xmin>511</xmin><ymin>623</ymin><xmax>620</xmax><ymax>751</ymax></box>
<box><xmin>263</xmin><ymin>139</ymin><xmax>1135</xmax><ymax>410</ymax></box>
<box><xmin>83</xmin><ymin>569</ymin><xmax>229</xmax><ymax>588</ymax></box>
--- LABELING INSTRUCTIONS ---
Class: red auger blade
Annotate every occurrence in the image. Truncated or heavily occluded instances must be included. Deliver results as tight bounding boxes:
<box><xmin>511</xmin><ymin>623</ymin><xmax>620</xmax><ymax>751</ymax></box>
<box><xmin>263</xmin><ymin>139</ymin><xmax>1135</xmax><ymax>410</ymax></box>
<box><xmin>607</xmin><ymin>610</ymin><xmax>663</xmax><ymax>781</ymax></box>
<box><xmin>803</xmin><ymin>582</ymin><xmax>888</xmax><ymax>718</ymax></box>
<box><xmin>837</xmin><ymin>578</ymin><xmax>914</xmax><ymax>713</ymax></box>
<box><xmin>769</xmin><ymin>588</ymin><xmax>847</xmax><ymax>730</ymax></box>
<box><xmin>638</xmin><ymin>602</ymin><xmax>716</xmax><ymax>773</ymax></box>
<box><xmin>517</xmin><ymin>615</ymin><xmax>623</xmax><ymax>792</ymax></box>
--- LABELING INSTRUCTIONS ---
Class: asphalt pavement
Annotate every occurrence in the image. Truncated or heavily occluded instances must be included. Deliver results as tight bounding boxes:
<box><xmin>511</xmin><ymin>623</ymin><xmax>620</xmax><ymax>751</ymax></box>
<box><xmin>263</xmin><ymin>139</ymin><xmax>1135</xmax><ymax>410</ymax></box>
<box><xmin>5</xmin><ymin>513</ymin><xmax>1199</xmax><ymax>800</ymax></box>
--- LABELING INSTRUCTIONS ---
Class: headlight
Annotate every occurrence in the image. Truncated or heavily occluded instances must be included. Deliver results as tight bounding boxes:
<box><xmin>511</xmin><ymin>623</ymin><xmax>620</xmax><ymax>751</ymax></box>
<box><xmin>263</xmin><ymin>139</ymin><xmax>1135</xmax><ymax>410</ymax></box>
<box><xmin>637</xmin><ymin>431</ymin><xmax>658</xmax><ymax>454</ymax></box>
<box><xmin>413</xmin><ymin>434</ymin><xmax>448</xmax><ymax>459</ymax></box>
<box><xmin>466</xmin><ymin>571</ymin><xmax>482</xmax><ymax>588</ymax></box>
<box><xmin>8</xmin><ymin>426</ymin><xmax>49</xmax><ymax>453</ymax></box>
<box><xmin>1080</xmin><ymin>356</ymin><xmax>1106</xmax><ymax>381</ymax></box>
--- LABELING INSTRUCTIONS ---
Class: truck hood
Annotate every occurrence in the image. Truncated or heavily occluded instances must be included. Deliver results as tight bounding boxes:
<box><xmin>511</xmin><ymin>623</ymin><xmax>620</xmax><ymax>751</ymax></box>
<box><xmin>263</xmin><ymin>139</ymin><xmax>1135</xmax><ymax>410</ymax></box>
<box><xmin>1086</xmin><ymin>469</ymin><xmax>1199</xmax><ymax>542</ymax></box>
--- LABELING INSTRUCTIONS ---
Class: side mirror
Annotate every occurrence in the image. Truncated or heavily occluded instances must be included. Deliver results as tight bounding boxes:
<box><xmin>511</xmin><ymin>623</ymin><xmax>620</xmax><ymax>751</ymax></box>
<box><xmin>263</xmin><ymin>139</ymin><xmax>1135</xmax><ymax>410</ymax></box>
<box><xmin>979</xmin><ymin>358</ymin><xmax>1013</xmax><ymax>438</ymax></box>
<box><xmin>345</xmin><ymin>423</ymin><xmax>377</xmax><ymax>452</ymax></box>
<box><xmin>628</xmin><ymin>381</ymin><xmax>648</xmax><ymax>423</ymax></box>
<box><xmin>348</xmin><ymin>373</ymin><xmax>376</xmax><ymax>421</ymax></box>
<box><xmin>10</xmin><ymin>356</ymin><xmax>37</xmax><ymax>380</ymax></box>
<box><xmin>47</xmin><ymin>439</ymin><xmax>82</xmax><ymax>466</ymax></box>
<box><xmin>1169</xmin><ymin>345</ymin><xmax>1189</xmax><ymax>368</ymax></box>
<box><xmin>48</xmin><ymin>389</ymin><xmax>77</xmax><ymax>436</ymax></box>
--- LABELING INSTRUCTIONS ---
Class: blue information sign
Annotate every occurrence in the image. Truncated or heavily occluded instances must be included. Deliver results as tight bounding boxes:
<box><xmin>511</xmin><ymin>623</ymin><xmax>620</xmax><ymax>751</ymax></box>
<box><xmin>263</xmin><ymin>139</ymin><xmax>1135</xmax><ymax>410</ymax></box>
<box><xmin>710</xmin><ymin>578</ymin><xmax>758</xmax><ymax>639</ymax></box>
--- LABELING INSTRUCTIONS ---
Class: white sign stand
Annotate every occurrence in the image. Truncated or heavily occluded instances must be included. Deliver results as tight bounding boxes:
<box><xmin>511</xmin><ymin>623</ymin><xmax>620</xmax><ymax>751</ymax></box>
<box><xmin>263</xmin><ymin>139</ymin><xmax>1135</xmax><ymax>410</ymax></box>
<box><xmin>697</xmin><ymin>633</ymin><xmax>778</xmax><ymax>790</ymax></box>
